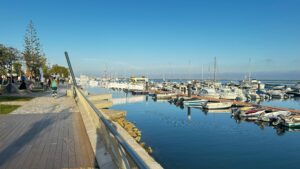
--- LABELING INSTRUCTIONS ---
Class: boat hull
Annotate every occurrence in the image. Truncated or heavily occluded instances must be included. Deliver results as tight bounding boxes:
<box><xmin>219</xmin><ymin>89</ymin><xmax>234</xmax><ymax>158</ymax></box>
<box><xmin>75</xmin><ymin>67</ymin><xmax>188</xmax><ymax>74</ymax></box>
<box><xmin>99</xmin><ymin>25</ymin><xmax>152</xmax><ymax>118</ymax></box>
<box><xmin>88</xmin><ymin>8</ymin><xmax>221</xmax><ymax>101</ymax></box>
<box><xmin>203</xmin><ymin>102</ymin><xmax>232</xmax><ymax>109</ymax></box>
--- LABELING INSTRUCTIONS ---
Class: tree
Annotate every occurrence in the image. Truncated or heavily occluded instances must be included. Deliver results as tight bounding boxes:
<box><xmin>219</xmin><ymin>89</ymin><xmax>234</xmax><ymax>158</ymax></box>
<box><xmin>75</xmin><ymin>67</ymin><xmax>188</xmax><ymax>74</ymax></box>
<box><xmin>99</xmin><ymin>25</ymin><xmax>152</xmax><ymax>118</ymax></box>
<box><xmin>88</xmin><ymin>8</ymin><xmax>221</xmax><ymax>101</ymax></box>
<box><xmin>0</xmin><ymin>44</ymin><xmax>8</xmax><ymax>77</ymax></box>
<box><xmin>49</xmin><ymin>64</ymin><xmax>69</xmax><ymax>78</ymax></box>
<box><xmin>23</xmin><ymin>20</ymin><xmax>46</xmax><ymax>79</ymax></box>
<box><xmin>12</xmin><ymin>62</ymin><xmax>23</xmax><ymax>76</ymax></box>
<box><xmin>41</xmin><ymin>63</ymin><xmax>51</xmax><ymax>79</ymax></box>
<box><xmin>0</xmin><ymin>44</ymin><xmax>20</xmax><ymax>79</ymax></box>
<box><xmin>0</xmin><ymin>45</ymin><xmax>21</xmax><ymax>94</ymax></box>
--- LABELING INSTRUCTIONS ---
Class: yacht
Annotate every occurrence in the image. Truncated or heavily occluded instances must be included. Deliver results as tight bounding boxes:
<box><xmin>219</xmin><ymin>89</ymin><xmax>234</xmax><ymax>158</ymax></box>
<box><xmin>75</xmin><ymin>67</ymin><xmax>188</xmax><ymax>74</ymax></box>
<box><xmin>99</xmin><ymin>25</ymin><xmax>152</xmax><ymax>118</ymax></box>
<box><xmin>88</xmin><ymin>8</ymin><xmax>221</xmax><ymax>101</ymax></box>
<box><xmin>219</xmin><ymin>88</ymin><xmax>238</xmax><ymax>100</ymax></box>
<box><xmin>198</xmin><ymin>88</ymin><xmax>220</xmax><ymax>99</ymax></box>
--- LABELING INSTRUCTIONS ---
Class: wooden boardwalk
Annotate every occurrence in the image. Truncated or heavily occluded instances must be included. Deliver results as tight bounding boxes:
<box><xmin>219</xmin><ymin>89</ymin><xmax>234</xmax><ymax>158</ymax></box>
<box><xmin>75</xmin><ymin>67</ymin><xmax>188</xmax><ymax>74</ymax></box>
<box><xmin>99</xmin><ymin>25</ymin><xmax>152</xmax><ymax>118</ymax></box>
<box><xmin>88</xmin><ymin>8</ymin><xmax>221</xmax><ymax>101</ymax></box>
<box><xmin>0</xmin><ymin>93</ymin><xmax>98</xmax><ymax>169</ymax></box>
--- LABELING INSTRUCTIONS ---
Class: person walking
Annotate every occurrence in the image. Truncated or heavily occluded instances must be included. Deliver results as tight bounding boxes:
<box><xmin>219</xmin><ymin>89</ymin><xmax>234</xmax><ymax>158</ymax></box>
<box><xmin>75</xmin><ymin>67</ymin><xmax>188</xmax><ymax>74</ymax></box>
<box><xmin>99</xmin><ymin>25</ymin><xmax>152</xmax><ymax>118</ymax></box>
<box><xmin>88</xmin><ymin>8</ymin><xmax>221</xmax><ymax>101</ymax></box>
<box><xmin>51</xmin><ymin>77</ymin><xmax>58</xmax><ymax>97</ymax></box>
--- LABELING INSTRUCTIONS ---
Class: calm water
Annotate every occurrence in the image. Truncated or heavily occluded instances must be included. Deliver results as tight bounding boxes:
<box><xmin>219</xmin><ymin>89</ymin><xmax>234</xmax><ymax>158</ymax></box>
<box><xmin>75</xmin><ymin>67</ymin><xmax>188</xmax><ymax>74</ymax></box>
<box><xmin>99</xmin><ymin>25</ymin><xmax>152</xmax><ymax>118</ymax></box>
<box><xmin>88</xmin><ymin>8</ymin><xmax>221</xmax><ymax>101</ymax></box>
<box><xmin>88</xmin><ymin>87</ymin><xmax>300</xmax><ymax>169</ymax></box>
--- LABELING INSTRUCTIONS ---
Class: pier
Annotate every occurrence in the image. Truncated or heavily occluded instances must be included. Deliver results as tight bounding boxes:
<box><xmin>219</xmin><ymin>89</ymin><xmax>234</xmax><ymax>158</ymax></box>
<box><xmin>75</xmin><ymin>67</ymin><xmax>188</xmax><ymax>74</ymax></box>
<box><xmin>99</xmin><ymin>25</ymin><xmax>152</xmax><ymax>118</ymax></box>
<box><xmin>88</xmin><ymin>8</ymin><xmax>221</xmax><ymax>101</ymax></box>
<box><xmin>189</xmin><ymin>95</ymin><xmax>300</xmax><ymax>113</ymax></box>
<box><xmin>0</xmin><ymin>53</ymin><xmax>163</xmax><ymax>169</ymax></box>
<box><xmin>0</xmin><ymin>88</ymin><xmax>97</xmax><ymax>169</ymax></box>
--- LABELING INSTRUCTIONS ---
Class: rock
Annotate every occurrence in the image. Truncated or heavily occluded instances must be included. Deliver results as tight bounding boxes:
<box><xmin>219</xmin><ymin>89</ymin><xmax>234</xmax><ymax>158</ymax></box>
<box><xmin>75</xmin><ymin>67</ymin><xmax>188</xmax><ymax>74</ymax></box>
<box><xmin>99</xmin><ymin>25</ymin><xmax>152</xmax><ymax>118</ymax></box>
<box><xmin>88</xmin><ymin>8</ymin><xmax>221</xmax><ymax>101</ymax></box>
<box><xmin>139</xmin><ymin>142</ymin><xmax>145</xmax><ymax>148</ymax></box>
<box><xmin>146</xmin><ymin>146</ymin><xmax>153</xmax><ymax>154</ymax></box>
<box><xmin>135</xmin><ymin>136</ymin><xmax>141</xmax><ymax>142</ymax></box>
<box><xmin>94</xmin><ymin>101</ymin><xmax>113</xmax><ymax>109</ymax></box>
<box><xmin>100</xmin><ymin>109</ymin><xmax>126</xmax><ymax>121</ymax></box>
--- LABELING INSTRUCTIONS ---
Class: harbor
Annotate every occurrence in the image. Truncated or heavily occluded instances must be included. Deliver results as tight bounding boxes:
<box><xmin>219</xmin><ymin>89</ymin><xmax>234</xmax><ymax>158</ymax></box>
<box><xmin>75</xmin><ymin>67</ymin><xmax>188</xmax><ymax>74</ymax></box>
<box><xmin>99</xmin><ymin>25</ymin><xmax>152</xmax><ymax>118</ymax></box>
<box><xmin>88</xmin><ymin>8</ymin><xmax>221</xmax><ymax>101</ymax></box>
<box><xmin>1</xmin><ymin>1</ymin><xmax>300</xmax><ymax>168</ymax></box>
<box><xmin>82</xmin><ymin>76</ymin><xmax>300</xmax><ymax>169</ymax></box>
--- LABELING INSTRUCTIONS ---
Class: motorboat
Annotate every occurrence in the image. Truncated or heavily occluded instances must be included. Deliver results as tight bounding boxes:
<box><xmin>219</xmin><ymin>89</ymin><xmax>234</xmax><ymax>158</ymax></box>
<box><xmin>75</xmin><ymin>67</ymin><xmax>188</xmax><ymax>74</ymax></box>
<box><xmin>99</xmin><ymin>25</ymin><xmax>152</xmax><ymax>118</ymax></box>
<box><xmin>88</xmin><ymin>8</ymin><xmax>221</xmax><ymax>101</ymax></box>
<box><xmin>258</xmin><ymin>111</ymin><xmax>291</xmax><ymax>122</ymax></box>
<box><xmin>278</xmin><ymin>115</ymin><xmax>300</xmax><ymax>128</ymax></box>
<box><xmin>203</xmin><ymin>102</ymin><xmax>232</xmax><ymax>109</ymax></box>
<box><xmin>183</xmin><ymin>99</ymin><xmax>208</xmax><ymax>107</ymax></box>
<box><xmin>240</xmin><ymin>109</ymin><xmax>265</xmax><ymax>117</ymax></box>
<box><xmin>198</xmin><ymin>88</ymin><xmax>220</xmax><ymax>99</ymax></box>
<box><xmin>267</xmin><ymin>90</ymin><xmax>285</xmax><ymax>99</ymax></box>
<box><xmin>155</xmin><ymin>93</ymin><xmax>177</xmax><ymax>100</ymax></box>
<box><xmin>219</xmin><ymin>88</ymin><xmax>238</xmax><ymax>100</ymax></box>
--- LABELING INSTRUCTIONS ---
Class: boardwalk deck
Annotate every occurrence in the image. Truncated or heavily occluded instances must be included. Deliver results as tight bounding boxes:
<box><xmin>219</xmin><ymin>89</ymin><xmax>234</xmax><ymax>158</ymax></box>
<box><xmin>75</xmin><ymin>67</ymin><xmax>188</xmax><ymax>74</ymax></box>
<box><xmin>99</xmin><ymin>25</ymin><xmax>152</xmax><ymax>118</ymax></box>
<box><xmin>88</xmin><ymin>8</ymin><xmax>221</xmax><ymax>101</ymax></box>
<box><xmin>0</xmin><ymin>90</ymin><xmax>98</xmax><ymax>169</ymax></box>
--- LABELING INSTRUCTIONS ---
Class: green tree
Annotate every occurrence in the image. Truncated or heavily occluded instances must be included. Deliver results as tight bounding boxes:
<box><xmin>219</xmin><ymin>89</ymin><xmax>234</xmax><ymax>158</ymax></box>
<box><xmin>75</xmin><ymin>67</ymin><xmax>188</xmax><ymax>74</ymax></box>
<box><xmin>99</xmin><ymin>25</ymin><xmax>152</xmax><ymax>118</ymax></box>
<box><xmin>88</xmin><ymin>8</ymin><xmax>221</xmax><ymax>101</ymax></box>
<box><xmin>23</xmin><ymin>20</ymin><xmax>46</xmax><ymax>79</ymax></box>
<box><xmin>41</xmin><ymin>64</ymin><xmax>50</xmax><ymax>79</ymax></box>
<box><xmin>0</xmin><ymin>44</ymin><xmax>8</xmax><ymax>76</ymax></box>
<box><xmin>0</xmin><ymin>45</ymin><xmax>20</xmax><ymax>75</ymax></box>
<box><xmin>12</xmin><ymin>62</ymin><xmax>23</xmax><ymax>76</ymax></box>
<box><xmin>49</xmin><ymin>64</ymin><xmax>69</xmax><ymax>78</ymax></box>
<box><xmin>0</xmin><ymin>45</ymin><xmax>20</xmax><ymax>84</ymax></box>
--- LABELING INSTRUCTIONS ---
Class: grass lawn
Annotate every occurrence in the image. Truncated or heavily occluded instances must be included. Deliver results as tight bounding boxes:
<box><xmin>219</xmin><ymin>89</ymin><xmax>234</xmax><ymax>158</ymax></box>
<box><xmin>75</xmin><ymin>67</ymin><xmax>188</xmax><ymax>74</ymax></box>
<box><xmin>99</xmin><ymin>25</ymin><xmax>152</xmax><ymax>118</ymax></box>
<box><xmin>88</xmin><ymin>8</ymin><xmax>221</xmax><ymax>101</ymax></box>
<box><xmin>0</xmin><ymin>96</ymin><xmax>33</xmax><ymax>102</ymax></box>
<box><xmin>0</xmin><ymin>104</ymin><xmax>20</xmax><ymax>114</ymax></box>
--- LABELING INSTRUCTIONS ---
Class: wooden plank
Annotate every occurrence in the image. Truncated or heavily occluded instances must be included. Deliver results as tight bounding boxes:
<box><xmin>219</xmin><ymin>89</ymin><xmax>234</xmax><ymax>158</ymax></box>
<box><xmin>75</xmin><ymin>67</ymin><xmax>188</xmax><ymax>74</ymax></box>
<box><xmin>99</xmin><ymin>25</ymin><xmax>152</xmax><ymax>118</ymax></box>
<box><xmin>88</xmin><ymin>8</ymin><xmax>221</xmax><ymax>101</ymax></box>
<box><xmin>36</xmin><ymin>114</ymin><xmax>60</xmax><ymax>169</ymax></box>
<box><xmin>73</xmin><ymin>110</ymin><xmax>98</xmax><ymax>168</ymax></box>
<box><xmin>68</xmin><ymin>113</ymin><xmax>77</xmax><ymax>168</ymax></box>
<box><xmin>44</xmin><ymin>113</ymin><xmax>61</xmax><ymax>169</ymax></box>
<box><xmin>53</xmin><ymin>113</ymin><xmax>64</xmax><ymax>169</ymax></box>
<box><xmin>3</xmin><ymin>115</ymin><xmax>40</xmax><ymax>169</ymax></box>
<box><xmin>0</xmin><ymin>99</ymin><xmax>97</xmax><ymax>169</ymax></box>
<box><xmin>61</xmin><ymin>112</ymin><xmax>70</xmax><ymax>169</ymax></box>
<box><xmin>26</xmin><ymin>115</ymin><xmax>51</xmax><ymax>168</ymax></box>
<box><xmin>0</xmin><ymin>115</ymin><xmax>43</xmax><ymax>169</ymax></box>
<box><xmin>72</xmin><ymin>111</ymin><xmax>85</xmax><ymax>167</ymax></box>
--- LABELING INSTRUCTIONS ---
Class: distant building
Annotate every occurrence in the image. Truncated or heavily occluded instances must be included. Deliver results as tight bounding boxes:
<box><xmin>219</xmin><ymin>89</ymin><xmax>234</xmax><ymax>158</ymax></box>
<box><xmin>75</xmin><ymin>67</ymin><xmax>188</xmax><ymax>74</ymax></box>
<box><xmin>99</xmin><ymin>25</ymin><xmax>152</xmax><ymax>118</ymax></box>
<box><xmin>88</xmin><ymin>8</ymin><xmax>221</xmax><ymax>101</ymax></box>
<box><xmin>79</xmin><ymin>75</ymin><xmax>89</xmax><ymax>85</ymax></box>
<box><xmin>130</xmin><ymin>76</ymin><xmax>148</xmax><ymax>84</ymax></box>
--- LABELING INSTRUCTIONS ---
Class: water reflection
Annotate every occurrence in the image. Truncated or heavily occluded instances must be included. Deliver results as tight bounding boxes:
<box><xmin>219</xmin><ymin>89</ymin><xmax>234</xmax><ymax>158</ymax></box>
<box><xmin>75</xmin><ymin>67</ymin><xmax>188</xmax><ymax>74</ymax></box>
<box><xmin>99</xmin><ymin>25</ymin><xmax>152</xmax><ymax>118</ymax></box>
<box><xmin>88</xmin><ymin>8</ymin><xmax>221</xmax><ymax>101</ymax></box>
<box><xmin>230</xmin><ymin>111</ymin><xmax>300</xmax><ymax>136</ymax></box>
<box><xmin>89</xmin><ymin>87</ymin><xmax>300</xmax><ymax>169</ymax></box>
<box><xmin>187</xmin><ymin>107</ymin><xmax>191</xmax><ymax>120</ymax></box>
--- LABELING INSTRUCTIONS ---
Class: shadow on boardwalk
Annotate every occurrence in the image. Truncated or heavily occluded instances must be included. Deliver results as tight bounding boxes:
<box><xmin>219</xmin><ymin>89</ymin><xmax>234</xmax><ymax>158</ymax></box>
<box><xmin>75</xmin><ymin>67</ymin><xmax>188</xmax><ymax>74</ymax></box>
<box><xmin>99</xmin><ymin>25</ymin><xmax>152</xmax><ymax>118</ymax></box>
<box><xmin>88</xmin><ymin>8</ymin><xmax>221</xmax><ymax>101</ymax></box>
<box><xmin>0</xmin><ymin>116</ymin><xmax>56</xmax><ymax>168</ymax></box>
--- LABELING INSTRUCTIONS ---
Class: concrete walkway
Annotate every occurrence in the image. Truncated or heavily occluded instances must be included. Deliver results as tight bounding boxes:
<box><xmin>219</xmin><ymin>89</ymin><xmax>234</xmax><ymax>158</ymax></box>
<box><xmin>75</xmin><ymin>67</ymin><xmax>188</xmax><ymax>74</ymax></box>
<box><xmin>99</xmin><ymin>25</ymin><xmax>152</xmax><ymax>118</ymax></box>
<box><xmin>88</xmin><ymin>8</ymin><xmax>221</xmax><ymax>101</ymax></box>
<box><xmin>0</xmin><ymin>88</ymin><xmax>98</xmax><ymax>169</ymax></box>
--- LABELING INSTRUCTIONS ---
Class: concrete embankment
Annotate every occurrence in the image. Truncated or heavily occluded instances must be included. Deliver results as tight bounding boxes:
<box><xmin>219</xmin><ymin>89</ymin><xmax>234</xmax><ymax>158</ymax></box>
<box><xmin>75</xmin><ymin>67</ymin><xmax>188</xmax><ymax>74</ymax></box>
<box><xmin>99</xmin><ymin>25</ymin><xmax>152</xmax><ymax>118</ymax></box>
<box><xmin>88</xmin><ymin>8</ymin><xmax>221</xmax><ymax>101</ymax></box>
<box><xmin>88</xmin><ymin>94</ymin><xmax>155</xmax><ymax>154</ymax></box>
<box><xmin>74</xmin><ymin>89</ymin><xmax>163</xmax><ymax>169</ymax></box>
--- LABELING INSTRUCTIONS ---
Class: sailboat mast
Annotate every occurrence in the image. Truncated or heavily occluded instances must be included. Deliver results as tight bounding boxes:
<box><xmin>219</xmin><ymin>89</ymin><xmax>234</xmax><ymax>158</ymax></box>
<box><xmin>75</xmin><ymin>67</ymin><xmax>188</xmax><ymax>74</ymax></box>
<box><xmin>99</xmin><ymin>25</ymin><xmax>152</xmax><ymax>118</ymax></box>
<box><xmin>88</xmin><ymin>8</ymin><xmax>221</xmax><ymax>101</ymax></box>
<box><xmin>201</xmin><ymin>64</ymin><xmax>204</xmax><ymax>81</ymax></box>
<box><xmin>213</xmin><ymin>57</ymin><xmax>216</xmax><ymax>82</ymax></box>
<box><xmin>248</xmin><ymin>58</ymin><xmax>251</xmax><ymax>82</ymax></box>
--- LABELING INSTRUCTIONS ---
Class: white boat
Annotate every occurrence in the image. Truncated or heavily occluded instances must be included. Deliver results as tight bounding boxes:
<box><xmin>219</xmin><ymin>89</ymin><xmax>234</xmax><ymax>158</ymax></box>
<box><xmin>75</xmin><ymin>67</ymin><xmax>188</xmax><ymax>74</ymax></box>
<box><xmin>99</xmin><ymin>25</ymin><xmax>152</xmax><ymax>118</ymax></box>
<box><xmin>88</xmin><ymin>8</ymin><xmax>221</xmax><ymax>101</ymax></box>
<box><xmin>263</xmin><ymin>111</ymin><xmax>291</xmax><ymax>118</ymax></box>
<box><xmin>183</xmin><ymin>100</ymin><xmax>208</xmax><ymax>107</ymax></box>
<box><xmin>267</xmin><ymin>90</ymin><xmax>284</xmax><ymax>99</ymax></box>
<box><xmin>183</xmin><ymin>99</ymin><xmax>208</xmax><ymax>104</ymax></box>
<box><xmin>219</xmin><ymin>88</ymin><xmax>237</xmax><ymax>100</ymax></box>
<box><xmin>291</xmin><ymin>82</ymin><xmax>300</xmax><ymax>90</ymax></box>
<box><xmin>258</xmin><ymin>111</ymin><xmax>291</xmax><ymax>122</ymax></box>
<box><xmin>89</xmin><ymin>79</ymin><xmax>99</xmax><ymax>87</ymax></box>
<box><xmin>278</xmin><ymin>115</ymin><xmax>300</xmax><ymax>127</ymax></box>
<box><xmin>240</xmin><ymin>109</ymin><xmax>265</xmax><ymax>117</ymax></box>
<box><xmin>246</xmin><ymin>90</ymin><xmax>260</xmax><ymax>100</ymax></box>
<box><xmin>204</xmin><ymin>109</ymin><xmax>232</xmax><ymax>113</ymax></box>
<box><xmin>155</xmin><ymin>93</ymin><xmax>177</xmax><ymax>99</ymax></box>
<box><xmin>203</xmin><ymin>102</ymin><xmax>232</xmax><ymax>109</ymax></box>
<box><xmin>198</xmin><ymin>88</ymin><xmax>220</xmax><ymax>99</ymax></box>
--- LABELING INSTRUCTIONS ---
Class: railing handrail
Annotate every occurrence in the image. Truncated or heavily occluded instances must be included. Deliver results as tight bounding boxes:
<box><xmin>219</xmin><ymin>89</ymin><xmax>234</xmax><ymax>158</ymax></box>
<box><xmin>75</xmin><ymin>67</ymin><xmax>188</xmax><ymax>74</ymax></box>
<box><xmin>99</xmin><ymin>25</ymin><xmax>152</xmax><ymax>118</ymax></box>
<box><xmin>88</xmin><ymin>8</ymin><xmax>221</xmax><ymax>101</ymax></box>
<box><xmin>76</xmin><ymin>87</ymin><xmax>150</xmax><ymax>169</ymax></box>
<box><xmin>65</xmin><ymin>52</ymin><xmax>150</xmax><ymax>169</ymax></box>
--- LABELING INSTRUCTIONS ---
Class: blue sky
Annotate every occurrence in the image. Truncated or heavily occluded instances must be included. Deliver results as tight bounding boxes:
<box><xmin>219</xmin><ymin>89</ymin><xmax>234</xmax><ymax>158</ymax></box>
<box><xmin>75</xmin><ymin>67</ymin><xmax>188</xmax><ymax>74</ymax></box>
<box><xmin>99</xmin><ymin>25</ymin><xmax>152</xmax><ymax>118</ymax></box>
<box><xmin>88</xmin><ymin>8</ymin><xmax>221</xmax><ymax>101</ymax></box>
<box><xmin>1</xmin><ymin>0</ymin><xmax>300</xmax><ymax>79</ymax></box>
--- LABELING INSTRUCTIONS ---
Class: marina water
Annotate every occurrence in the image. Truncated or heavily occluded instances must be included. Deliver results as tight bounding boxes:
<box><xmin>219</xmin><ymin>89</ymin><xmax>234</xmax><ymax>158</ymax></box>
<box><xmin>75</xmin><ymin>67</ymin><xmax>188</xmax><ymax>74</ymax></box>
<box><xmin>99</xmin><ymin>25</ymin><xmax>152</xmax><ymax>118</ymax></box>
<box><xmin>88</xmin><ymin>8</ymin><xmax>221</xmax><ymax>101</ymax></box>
<box><xmin>88</xmin><ymin>87</ymin><xmax>300</xmax><ymax>169</ymax></box>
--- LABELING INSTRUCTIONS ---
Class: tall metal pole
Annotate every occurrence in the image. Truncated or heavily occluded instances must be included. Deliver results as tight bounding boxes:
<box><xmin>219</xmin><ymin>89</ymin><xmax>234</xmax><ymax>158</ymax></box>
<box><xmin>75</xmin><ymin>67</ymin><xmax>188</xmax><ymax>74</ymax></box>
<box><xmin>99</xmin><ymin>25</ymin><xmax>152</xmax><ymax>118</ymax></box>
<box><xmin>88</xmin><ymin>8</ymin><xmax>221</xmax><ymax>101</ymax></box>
<box><xmin>64</xmin><ymin>51</ymin><xmax>77</xmax><ymax>87</ymax></box>
<box><xmin>65</xmin><ymin>52</ymin><xmax>78</xmax><ymax>98</ymax></box>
